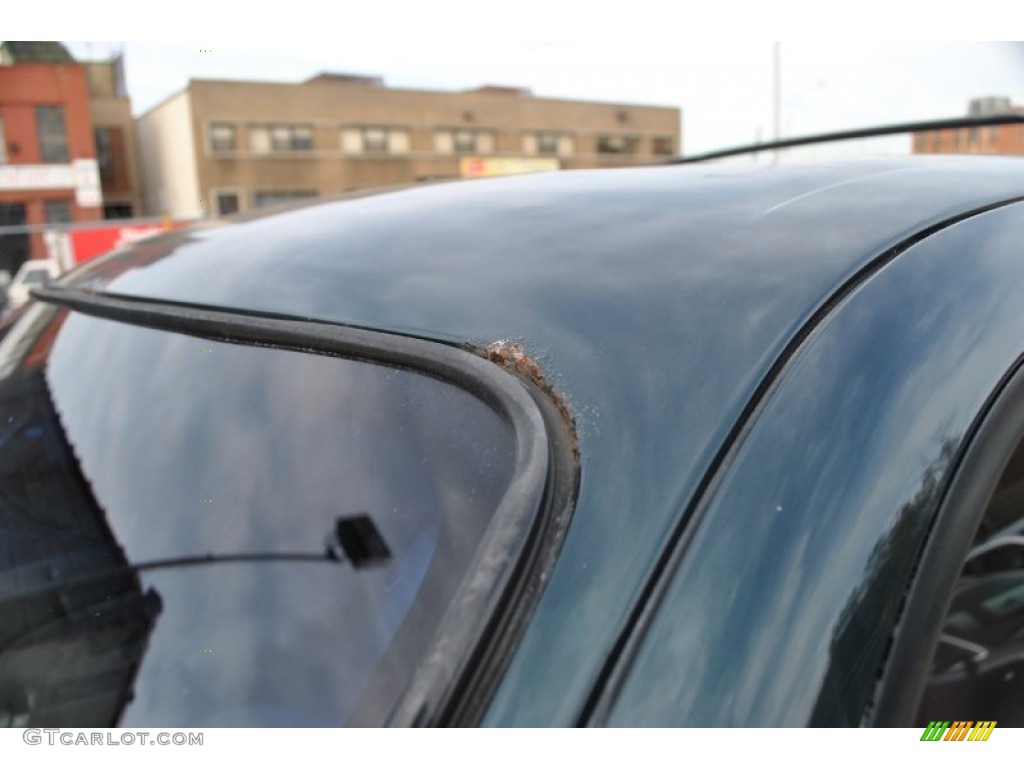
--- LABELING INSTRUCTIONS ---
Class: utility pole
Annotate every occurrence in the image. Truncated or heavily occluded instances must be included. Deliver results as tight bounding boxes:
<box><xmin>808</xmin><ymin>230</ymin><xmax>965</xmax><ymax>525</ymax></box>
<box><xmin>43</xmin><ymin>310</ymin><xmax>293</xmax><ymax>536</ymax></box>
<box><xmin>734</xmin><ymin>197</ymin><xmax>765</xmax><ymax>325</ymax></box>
<box><xmin>773</xmin><ymin>41</ymin><xmax>781</xmax><ymax>164</ymax></box>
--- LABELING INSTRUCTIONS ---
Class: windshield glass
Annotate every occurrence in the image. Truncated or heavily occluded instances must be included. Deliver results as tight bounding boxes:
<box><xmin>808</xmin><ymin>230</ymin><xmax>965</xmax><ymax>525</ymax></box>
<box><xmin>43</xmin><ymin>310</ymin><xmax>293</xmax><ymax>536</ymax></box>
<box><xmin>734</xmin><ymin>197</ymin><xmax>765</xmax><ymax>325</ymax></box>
<box><xmin>0</xmin><ymin>307</ymin><xmax>517</xmax><ymax>727</ymax></box>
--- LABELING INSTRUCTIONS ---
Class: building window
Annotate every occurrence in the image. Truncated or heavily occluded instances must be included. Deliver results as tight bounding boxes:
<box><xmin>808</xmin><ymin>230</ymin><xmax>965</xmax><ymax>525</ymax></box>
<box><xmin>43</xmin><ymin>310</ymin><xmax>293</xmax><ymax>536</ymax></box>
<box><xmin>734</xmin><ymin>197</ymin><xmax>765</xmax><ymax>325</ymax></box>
<box><xmin>932</xmin><ymin>132</ymin><xmax>942</xmax><ymax>152</ymax></box>
<box><xmin>95</xmin><ymin>127</ymin><xmax>112</xmax><ymax>179</ymax></box>
<box><xmin>103</xmin><ymin>202</ymin><xmax>133</xmax><ymax>220</ymax></box>
<box><xmin>597</xmin><ymin>135</ymin><xmax>639</xmax><ymax>154</ymax></box>
<box><xmin>44</xmin><ymin>199</ymin><xmax>72</xmax><ymax>224</ymax></box>
<box><xmin>36</xmin><ymin>105</ymin><xmax>69</xmax><ymax>163</ymax></box>
<box><xmin>434</xmin><ymin>129</ymin><xmax>494</xmax><ymax>155</ymax></box>
<box><xmin>340</xmin><ymin>126</ymin><xmax>411</xmax><ymax>155</ymax></box>
<box><xmin>249</xmin><ymin>124</ymin><xmax>314</xmax><ymax>153</ymax></box>
<box><xmin>0</xmin><ymin>203</ymin><xmax>28</xmax><ymax>276</ymax></box>
<box><xmin>522</xmin><ymin>132</ymin><xmax>575</xmax><ymax>158</ymax></box>
<box><xmin>536</xmin><ymin>132</ymin><xmax>558</xmax><ymax>155</ymax></box>
<box><xmin>252</xmin><ymin>189</ymin><xmax>319</xmax><ymax>209</ymax></box>
<box><xmin>275</xmin><ymin>125</ymin><xmax>313</xmax><ymax>151</ymax></box>
<box><xmin>209</xmin><ymin>123</ymin><xmax>236</xmax><ymax>152</ymax></box>
<box><xmin>453</xmin><ymin>129</ymin><xmax>476</xmax><ymax>153</ymax></box>
<box><xmin>652</xmin><ymin>136</ymin><xmax>675</xmax><ymax>156</ymax></box>
<box><xmin>95</xmin><ymin>126</ymin><xmax>130</xmax><ymax>184</ymax></box>
<box><xmin>215</xmin><ymin>192</ymin><xmax>240</xmax><ymax>217</ymax></box>
<box><xmin>363</xmin><ymin>127</ymin><xmax>388</xmax><ymax>153</ymax></box>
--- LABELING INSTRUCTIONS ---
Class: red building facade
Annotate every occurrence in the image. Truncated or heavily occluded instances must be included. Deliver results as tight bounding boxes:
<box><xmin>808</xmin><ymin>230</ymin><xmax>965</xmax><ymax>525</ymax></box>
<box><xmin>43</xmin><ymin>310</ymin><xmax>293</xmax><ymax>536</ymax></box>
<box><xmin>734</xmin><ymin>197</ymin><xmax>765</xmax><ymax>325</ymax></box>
<box><xmin>913</xmin><ymin>96</ymin><xmax>1024</xmax><ymax>158</ymax></box>
<box><xmin>0</xmin><ymin>42</ymin><xmax>102</xmax><ymax>272</ymax></box>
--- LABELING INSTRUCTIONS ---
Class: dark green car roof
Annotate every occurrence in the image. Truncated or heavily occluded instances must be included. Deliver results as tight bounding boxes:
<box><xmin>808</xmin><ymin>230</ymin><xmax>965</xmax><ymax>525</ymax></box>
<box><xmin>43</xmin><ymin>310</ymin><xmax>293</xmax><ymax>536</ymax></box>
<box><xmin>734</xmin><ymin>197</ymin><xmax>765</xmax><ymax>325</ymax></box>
<box><xmin>64</xmin><ymin>156</ymin><xmax>1024</xmax><ymax>724</ymax></box>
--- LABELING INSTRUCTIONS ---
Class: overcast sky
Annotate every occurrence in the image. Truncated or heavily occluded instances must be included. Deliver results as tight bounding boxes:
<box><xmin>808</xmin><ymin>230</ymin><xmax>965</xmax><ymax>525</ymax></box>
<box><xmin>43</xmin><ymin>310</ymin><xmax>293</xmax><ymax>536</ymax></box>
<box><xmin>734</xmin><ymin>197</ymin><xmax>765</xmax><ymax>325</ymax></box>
<box><xmin>59</xmin><ymin>40</ymin><xmax>1023</xmax><ymax>160</ymax></box>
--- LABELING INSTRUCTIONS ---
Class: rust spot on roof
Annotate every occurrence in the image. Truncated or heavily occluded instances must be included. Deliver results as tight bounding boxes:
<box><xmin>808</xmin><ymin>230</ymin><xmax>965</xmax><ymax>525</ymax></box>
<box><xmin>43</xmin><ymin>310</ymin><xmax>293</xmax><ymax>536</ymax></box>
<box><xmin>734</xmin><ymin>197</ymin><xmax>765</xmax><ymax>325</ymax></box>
<box><xmin>482</xmin><ymin>340</ymin><xmax>579</xmax><ymax>462</ymax></box>
<box><xmin>485</xmin><ymin>340</ymin><xmax>545</xmax><ymax>387</ymax></box>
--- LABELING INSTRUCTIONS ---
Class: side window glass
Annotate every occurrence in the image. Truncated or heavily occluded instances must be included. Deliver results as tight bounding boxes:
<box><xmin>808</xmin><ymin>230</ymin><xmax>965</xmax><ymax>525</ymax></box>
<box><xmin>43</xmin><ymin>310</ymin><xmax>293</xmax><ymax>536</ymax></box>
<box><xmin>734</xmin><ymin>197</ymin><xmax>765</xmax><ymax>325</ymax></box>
<box><xmin>917</xmin><ymin>440</ymin><xmax>1024</xmax><ymax>726</ymax></box>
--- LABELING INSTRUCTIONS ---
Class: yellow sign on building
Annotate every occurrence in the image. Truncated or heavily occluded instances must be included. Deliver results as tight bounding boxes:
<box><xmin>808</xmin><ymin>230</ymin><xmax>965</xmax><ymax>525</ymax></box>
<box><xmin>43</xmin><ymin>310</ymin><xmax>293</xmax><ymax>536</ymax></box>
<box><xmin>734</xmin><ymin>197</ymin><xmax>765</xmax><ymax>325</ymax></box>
<box><xmin>460</xmin><ymin>157</ymin><xmax>560</xmax><ymax>178</ymax></box>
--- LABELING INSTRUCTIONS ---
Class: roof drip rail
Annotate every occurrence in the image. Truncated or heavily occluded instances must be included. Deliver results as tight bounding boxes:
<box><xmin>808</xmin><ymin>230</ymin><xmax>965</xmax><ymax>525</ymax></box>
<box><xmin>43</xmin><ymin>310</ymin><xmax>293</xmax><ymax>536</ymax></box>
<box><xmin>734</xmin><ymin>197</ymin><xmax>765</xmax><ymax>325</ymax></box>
<box><xmin>667</xmin><ymin>114</ymin><xmax>1024</xmax><ymax>165</ymax></box>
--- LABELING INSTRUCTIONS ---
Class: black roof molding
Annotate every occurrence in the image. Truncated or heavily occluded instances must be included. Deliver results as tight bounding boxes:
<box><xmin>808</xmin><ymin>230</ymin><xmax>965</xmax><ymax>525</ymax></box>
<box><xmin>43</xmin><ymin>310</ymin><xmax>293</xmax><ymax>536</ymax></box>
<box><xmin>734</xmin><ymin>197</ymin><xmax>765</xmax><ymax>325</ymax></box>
<box><xmin>669</xmin><ymin>114</ymin><xmax>1024</xmax><ymax>165</ymax></box>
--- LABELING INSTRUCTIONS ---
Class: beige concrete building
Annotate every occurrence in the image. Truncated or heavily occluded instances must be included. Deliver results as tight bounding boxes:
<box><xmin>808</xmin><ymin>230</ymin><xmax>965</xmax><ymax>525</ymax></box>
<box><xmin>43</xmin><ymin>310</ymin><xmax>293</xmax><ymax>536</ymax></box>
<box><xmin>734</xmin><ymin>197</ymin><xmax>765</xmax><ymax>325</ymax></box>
<box><xmin>85</xmin><ymin>55</ymin><xmax>144</xmax><ymax>218</ymax></box>
<box><xmin>136</xmin><ymin>74</ymin><xmax>681</xmax><ymax>219</ymax></box>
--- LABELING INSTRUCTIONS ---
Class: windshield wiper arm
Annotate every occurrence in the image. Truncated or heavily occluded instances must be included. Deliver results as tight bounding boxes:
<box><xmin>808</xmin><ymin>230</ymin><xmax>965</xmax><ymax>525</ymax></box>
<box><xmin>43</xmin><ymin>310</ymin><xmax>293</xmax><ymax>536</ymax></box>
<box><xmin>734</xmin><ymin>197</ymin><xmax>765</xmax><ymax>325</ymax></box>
<box><xmin>0</xmin><ymin>513</ymin><xmax>392</xmax><ymax>607</ymax></box>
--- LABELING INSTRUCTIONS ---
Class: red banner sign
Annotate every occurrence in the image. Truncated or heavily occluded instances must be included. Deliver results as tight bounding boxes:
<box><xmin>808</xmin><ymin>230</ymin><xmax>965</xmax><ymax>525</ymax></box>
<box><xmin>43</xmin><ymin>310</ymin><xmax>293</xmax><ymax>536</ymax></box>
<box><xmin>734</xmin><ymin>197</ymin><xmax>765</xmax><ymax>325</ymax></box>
<box><xmin>70</xmin><ymin>222</ymin><xmax>182</xmax><ymax>264</ymax></box>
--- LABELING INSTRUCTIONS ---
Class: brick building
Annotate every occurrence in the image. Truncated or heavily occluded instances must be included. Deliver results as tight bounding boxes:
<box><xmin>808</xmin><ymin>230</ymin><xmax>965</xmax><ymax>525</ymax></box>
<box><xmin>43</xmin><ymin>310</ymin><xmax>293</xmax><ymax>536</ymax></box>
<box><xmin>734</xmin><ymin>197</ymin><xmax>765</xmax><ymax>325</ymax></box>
<box><xmin>0</xmin><ymin>41</ymin><xmax>102</xmax><ymax>273</ymax></box>
<box><xmin>136</xmin><ymin>74</ymin><xmax>682</xmax><ymax>219</ymax></box>
<box><xmin>85</xmin><ymin>54</ymin><xmax>144</xmax><ymax>219</ymax></box>
<box><xmin>913</xmin><ymin>96</ymin><xmax>1024</xmax><ymax>157</ymax></box>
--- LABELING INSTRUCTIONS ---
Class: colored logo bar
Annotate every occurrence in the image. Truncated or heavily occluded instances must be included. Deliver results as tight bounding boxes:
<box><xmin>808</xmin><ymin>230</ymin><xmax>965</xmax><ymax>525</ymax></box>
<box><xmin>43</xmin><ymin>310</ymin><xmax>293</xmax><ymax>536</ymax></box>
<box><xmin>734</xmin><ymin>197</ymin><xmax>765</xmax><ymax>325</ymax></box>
<box><xmin>920</xmin><ymin>721</ymin><xmax>996</xmax><ymax>741</ymax></box>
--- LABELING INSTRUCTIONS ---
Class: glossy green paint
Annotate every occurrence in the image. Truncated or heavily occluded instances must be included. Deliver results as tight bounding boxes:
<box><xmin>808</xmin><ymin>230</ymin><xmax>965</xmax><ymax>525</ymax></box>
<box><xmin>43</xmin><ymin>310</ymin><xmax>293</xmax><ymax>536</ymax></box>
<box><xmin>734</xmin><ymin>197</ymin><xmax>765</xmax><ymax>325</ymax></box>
<box><xmin>607</xmin><ymin>202</ymin><xmax>1024</xmax><ymax>725</ymax></box>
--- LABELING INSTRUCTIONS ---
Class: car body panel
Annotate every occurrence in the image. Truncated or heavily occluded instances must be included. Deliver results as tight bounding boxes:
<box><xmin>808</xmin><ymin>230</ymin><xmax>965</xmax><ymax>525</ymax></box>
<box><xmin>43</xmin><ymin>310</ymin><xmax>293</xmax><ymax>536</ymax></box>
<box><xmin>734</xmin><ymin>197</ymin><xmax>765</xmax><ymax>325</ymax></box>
<box><xmin>45</xmin><ymin>156</ymin><xmax>1024</xmax><ymax>725</ymax></box>
<box><xmin>607</xmin><ymin>201</ymin><xmax>1024</xmax><ymax>725</ymax></box>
